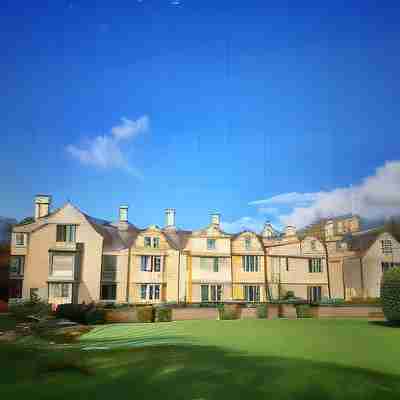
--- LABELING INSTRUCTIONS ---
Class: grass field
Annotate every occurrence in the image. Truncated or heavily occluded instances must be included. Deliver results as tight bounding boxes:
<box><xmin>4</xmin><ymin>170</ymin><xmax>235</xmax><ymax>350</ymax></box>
<box><xmin>1</xmin><ymin>319</ymin><xmax>400</xmax><ymax>399</ymax></box>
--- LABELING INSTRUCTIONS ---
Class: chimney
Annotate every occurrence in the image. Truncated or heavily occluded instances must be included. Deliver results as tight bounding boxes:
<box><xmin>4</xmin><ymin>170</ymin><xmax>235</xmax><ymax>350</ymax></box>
<box><xmin>262</xmin><ymin>222</ymin><xmax>274</xmax><ymax>239</ymax></box>
<box><xmin>284</xmin><ymin>225</ymin><xmax>296</xmax><ymax>237</ymax></box>
<box><xmin>35</xmin><ymin>195</ymin><xmax>51</xmax><ymax>220</ymax></box>
<box><xmin>118</xmin><ymin>205</ymin><xmax>129</xmax><ymax>231</ymax></box>
<box><xmin>325</xmin><ymin>220</ymin><xmax>334</xmax><ymax>239</ymax></box>
<box><xmin>165</xmin><ymin>208</ymin><xmax>176</xmax><ymax>229</ymax></box>
<box><xmin>210</xmin><ymin>212</ymin><xmax>220</xmax><ymax>226</ymax></box>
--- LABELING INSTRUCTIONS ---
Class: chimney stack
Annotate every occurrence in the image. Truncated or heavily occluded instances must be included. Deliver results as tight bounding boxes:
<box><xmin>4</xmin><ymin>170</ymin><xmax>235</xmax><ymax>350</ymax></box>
<box><xmin>262</xmin><ymin>222</ymin><xmax>275</xmax><ymax>239</ymax></box>
<box><xmin>165</xmin><ymin>208</ymin><xmax>176</xmax><ymax>229</ymax></box>
<box><xmin>284</xmin><ymin>225</ymin><xmax>296</xmax><ymax>237</ymax></box>
<box><xmin>35</xmin><ymin>195</ymin><xmax>51</xmax><ymax>220</ymax></box>
<box><xmin>118</xmin><ymin>205</ymin><xmax>129</xmax><ymax>231</ymax></box>
<box><xmin>211</xmin><ymin>212</ymin><xmax>220</xmax><ymax>226</ymax></box>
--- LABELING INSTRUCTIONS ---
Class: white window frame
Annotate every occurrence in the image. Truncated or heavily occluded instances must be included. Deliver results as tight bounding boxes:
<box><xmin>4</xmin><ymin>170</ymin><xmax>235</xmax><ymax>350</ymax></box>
<box><xmin>207</xmin><ymin>239</ymin><xmax>216</xmax><ymax>250</ymax></box>
<box><xmin>201</xmin><ymin>284</ymin><xmax>222</xmax><ymax>302</ymax></box>
<box><xmin>14</xmin><ymin>233</ymin><xmax>26</xmax><ymax>247</ymax></box>
<box><xmin>244</xmin><ymin>285</ymin><xmax>260</xmax><ymax>302</ymax></box>
<box><xmin>243</xmin><ymin>255</ymin><xmax>259</xmax><ymax>272</ymax></box>
<box><xmin>140</xmin><ymin>284</ymin><xmax>161</xmax><ymax>301</ymax></box>
<box><xmin>381</xmin><ymin>240</ymin><xmax>393</xmax><ymax>255</ymax></box>
<box><xmin>309</xmin><ymin>258</ymin><xmax>322</xmax><ymax>273</ymax></box>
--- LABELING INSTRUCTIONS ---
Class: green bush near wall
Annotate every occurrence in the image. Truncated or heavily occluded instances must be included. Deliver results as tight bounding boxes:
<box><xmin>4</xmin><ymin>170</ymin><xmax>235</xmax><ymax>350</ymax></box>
<box><xmin>218</xmin><ymin>304</ymin><xmax>241</xmax><ymax>320</ymax></box>
<box><xmin>256</xmin><ymin>304</ymin><xmax>268</xmax><ymax>319</ymax></box>
<box><xmin>381</xmin><ymin>267</ymin><xmax>400</xmax><ymax>323</ymax></box>
<box><xmin>84</xmin><ymin>308</ymin><xmax>106</xmax><ymax>325</ymax></box>
<box><xmin>56</xmin><ymin>304</ymin><xmax>88</xmax><ymax>323</ymax></box>
<box><xmin>295</xmin><ymin>304</ymin><xmax>313</xmax><ymax>318</ymax></box>
<box><xmin>155</xmin><ymin>307</ymin><xmax>172</xmax><ymax>322</ymax></box>
<box><xmin>136</xmin><ymin>306</ymin><xmax>155</xmax><ymax>322</ymax></box>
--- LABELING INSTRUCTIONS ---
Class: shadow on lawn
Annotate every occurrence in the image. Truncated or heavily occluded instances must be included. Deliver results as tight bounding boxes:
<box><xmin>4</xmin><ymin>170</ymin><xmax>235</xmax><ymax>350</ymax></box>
<box><xmin>2</xmin><ymin>343</ymin><xmax>400</xmax><ymax>400</ymax></box>
<box><xmin>369</xmin><ymin>320</ymin><xmax>400</xmax><ymax>328</ymax></box>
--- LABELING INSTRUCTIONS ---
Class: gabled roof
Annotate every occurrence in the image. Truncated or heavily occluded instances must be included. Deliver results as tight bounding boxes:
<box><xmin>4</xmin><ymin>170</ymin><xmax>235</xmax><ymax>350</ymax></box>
<box><xmin>163</xmin><ymin>229</ymin><xmax>192</xmax><ymax>250</ymax></box>
<box><xmin>344</xmin><ymin>228</ymin><xmax>386</xmax><ymax>253</ymax></box>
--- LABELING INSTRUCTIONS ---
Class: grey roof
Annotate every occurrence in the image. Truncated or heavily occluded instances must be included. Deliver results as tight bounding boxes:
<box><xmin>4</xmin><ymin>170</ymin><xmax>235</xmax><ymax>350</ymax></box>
<box><xmin>345</xmin><ymin>228</ymin><xmax>383</xmax><ymax>253</ymax></box>
<box><xmin>163</xmin><ymin>228</ymin><xmax>192</xmax><ymax>250</ymax></box>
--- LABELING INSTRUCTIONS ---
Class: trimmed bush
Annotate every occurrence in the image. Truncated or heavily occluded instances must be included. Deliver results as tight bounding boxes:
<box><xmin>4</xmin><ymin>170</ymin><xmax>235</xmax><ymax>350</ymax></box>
<box><xmin>256</xmin><ymin>304</ymin><xmax>268</xmax><ymax>319</ymax></box>
<box><xmin>296</xmin><ymin>304</ymin><xmax>313</xmax><ymax>318</ymax></box>
<box><xmin>345</xmin><ymin>297</ymin><xmax>381</xmax><ymax>305</ymax></box>
<box><xmin>85</xmin><ymin>308</ymin><xmax>106</xmax><ymax>325</ymax></box>
<box><xmin>318</xmin><ymin>298</ymin><xmax>345</xmax><ymax>305</ymax></box>
<box><xmin>283</xmin><ymin>290</ymin><xmax>295</xmax><ymax>300</ymax></box>
<box><xmin>381</xmin><ymin>267</ymin><xmax>400</xmax><ymax>323</ymax></box>
<box><xmin>9</xmin><ymin>297</ymin><xmax>51</xmax><ymax>321</ymax></box>
<box><xmin>56</xmin><ymin>304</ymin><xmax>88</xmax><ymax>323</ymax></box>
<box><xmin>136</xmin><ymin>305</ymin><xmax>154</xmax><ymax>322</ymax></box>
<box><xmin>155</xmin><ymin>307</ymin><xmax>172</xmax><ymax>322</ymax></box>
<box><xmin>218</xmin><ymin>304</ymin><xmax>241</xmax><ymax>320</ymax></box>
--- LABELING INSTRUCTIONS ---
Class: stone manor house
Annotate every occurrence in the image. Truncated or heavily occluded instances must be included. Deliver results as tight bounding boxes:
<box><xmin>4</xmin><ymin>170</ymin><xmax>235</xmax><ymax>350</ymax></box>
<box><xmin>9</xmin><ymin>195</ymin><xmax>400</xmax><ymax>305</ymax></box>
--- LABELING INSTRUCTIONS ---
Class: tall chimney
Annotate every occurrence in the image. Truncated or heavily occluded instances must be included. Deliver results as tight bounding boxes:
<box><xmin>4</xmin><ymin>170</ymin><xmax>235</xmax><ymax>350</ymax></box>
<box><xmin>211</xmin><ymin>212</ymin><xmax>220</xmax><ymax>226</ymax></box>
<box><xmin>284</xmin><ymin>225</ymin><xmax>296</xmax><ymax>237</ymax></box>
<box><xmin>118</xmin><ymin>205</ymin><xmax>129</xmax><ymax>231</ymax></box>
<box><xmin>35</xmin><ymin>195</ymin><xmax>51</xmax><ymax>220</ymax></box>
<box><xmin>165</xmin><ymin>208</ymin><xmax>176</xmax><ymax>229</ymax></box>
<box><xmin>262</xmin><ymin>222</ymin><xmax>275</xmax><ymax>239</ymax></box>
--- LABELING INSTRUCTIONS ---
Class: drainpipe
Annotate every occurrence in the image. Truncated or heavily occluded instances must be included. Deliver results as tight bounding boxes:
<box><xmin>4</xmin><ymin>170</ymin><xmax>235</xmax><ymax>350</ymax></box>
<box><xmin>324</xmin><ymin>241</ymin><xmax>332</xmax><ymax>299</ymax></box>
<box><xmin>177</xmin><ymin>250</ymin><xmax>181</xmax><ymax>303</ymax></box>
<box><xmin>126</xmin><ymin>247</ymin><xmax>132</xmax><ymax>303</ymax></box>
<box><xmin>359</xmin><ymin>257</ymin><xmax>365</xmax><ymax>297</ymax></box>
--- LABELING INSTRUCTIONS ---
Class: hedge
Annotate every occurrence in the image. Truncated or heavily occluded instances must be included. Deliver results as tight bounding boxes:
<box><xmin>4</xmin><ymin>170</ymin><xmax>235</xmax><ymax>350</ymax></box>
<box><xmin>256</xmin><ymin>304</ymin><xmax>268</xmax><ymax>319</ymax></box>
<box><xmin>295</xmin><ymin>304</ymin><xmax>313</xmax><ymax>318</ymax></box>
<box><xmin>218</xmin><ymin>304</ymin><xmax>241</xmax><ymax>320</ymax></box>
<box><xmin>155</xmin><ymin>307</ymin><xmax>172</xmax><ymax>322</ymax></box>
<box><xmin>381</xmin><ymin>267</ymin><xmax>400</xmax><ymax>322</ymax></box>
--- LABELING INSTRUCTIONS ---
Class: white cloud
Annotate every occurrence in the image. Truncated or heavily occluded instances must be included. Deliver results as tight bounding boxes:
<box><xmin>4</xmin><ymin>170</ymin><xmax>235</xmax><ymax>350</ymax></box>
<box><xmin>221</xmin><ymin>217</ymin><xmax>264</xmax><ymax>234</ymax></box>
<box><xmin>258</xmin><ymin>207</ymin><xmax>280</xmax><ymax>215</ymax></box>
<box><xmin>111</xmin><ymin>116</ymin><xmax>149</xmax><ymax>141</ymax></box>
<box><xmin>250</xmin><ymin>161</ymin><xmax>400</xmax><ymax>229</ymax></box>
<box><xmin>66</xmin><ymin>115</ymin><xmax>149</xmax><ymax>177</ymax></box>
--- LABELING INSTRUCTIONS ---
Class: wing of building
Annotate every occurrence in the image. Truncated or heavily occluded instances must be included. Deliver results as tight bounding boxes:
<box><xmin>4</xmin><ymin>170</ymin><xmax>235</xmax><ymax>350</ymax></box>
<box><xmin>9</xmin><ymin>195</ymin><xmax>400</xmax><ymax>305</ymax></box>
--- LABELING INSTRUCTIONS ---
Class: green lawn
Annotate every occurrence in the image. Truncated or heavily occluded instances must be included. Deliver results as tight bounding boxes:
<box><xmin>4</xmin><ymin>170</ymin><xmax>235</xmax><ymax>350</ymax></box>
<box><xmin>1</xmin><ymin>319</ymin><xmax>400</xmax><ymax>399</ymax></box>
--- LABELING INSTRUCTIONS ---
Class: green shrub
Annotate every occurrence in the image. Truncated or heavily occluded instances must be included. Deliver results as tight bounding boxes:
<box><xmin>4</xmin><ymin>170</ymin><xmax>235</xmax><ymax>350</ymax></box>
<box><xmin>8</xmin><ymin>297</ymin><xmax>51</xmax><ymax>321</ymax></box>
<box><xmin>318</xmin><ymin>298</ymin><xmax>345</xmax><ymax>305</ymax></box>
<box><xmin>256</xmin><ymin>304</ymin><xmax>268</xmax><ymax>319</ymax></box>
<box><xmin>155</xmin><ymin>307</ymin><xmax>172</xmax><ymax>322</ymax></box>
<box><xmin>218</xmin><ymin>304</ymin><xmax>241</xmax><ymax>320</ymax></box>
<box><xmin>56</xmin><ymin>304</ymin><xmax>88</xmax><ymax>323</ymax></box>
<box><xmin>136</xmin><ymin>305</ymin><xmax>154</xmax><ymax>322</ymax></box>
<box><xmin>296</xmin><ymin>304</ymin><xmax>313</xmax><ymax>318</ymax></box>
<box><xmin>346</xmin><ymin>297</ymin><xmax>381</xmax><ymax>305</ymax></box>
<box><xmin>381</xmin><ymin>267</ymin><xmax>400</xmax><ymax>322</ymax></box>
<box><xmin>283</xmin><ymin>290</ymin><xmax>295</xmax><ymax>300</ymax></box>
<box><xmin>85</xmin><ymin>308</ymin><xmax>105</xmax><ymax>325</ymax></box>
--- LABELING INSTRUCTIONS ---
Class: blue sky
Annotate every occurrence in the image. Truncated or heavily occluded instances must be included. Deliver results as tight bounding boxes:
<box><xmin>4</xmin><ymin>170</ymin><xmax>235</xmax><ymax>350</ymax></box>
<box><xmin>1</xmin><ymin>1</ymin><xmax>400</xmax><ymax>231</ymax></box>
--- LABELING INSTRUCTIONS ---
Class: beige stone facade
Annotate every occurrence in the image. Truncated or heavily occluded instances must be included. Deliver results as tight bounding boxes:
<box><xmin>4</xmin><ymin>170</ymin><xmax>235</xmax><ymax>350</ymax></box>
<box><xmin>10</xmin><ymin>195</ymin><xmax>397</xmax><ymax>305</ymax></box>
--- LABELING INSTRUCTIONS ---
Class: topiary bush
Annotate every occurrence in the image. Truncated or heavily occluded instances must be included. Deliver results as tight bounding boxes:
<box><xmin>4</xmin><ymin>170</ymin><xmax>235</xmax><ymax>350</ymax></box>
<box><xmin>9</xmin><ymin>297</ymin><xmax>51</xmax><ymax>321</ymax></box>
<box><xmin>256</xmin><ymin>304</ymin><xmax>268</xmax><ymax>319</ymax></box>
<box><xmin>56</xmin><ymin>304</ymin><xmax>88</xmax><ymax>323</ymax></box>
<box><xmin>218</xmin><ymin>304</ymin><xmax>241</xmax><ymax>320</ymax></box>
<box><xmin>295</xmin><ymin>304</ymin><xmax>313</xmax><ymax>318</ymax></box>
<box><xmin>85</xmin><ymin>308</ymin><xmax>106</xmax><ymax>325</ymax></box>
<box><xmin>381</xmin><ymin>267</ymin><xmax>400</xmax><ymax>323</ymax></box>
<box><xmin>136</xmin><ymin>305</ymin><xmax>154</xmax><ymax>322</ymax></box>
<box><xmin>155</xmin><ymin>307</ymin><xmax>172</xmax><ymax>322</ymax></box>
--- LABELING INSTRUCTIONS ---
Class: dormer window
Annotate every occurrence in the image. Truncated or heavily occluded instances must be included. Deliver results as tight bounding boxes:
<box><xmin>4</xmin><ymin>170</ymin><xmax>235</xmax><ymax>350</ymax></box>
<box><xmin>144</xmin><ymin>236</ymin><xmax>160</xmax><ymax>248</ymax></box>
<box><xmin>15</xmin><ymin>233</ymin><xmax>26</xmax><ymax>247</ymax></box>
<box><xmin>381</xmin><ymin>240</ymin><xmax>392</xmax><ymax>255</ymax></box>
<box><xmin>56</xmin><ymin>225</ymin><xmax>76</xmax><ymax>243</ymax></box>
<box><xmin>207</xmin><ymin>239</ymin><xmax>216</xmax><ymax>250</ymax></box>
<box><xmin>245</xmin><ymin>237</ymin><xmax>251</xmax><ymax>250</ymax></box>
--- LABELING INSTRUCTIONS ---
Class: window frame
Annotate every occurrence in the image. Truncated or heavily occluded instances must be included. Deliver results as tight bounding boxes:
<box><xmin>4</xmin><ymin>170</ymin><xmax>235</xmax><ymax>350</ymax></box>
<box><xmin>56</xmin><ymin>225</ymin><xmax>76</xmax><ymax>243</ymax></box>
<box><xmin>243</xmin><ymin>255</ymin><xmax>259</xmax><ymax>272</ymax></box>
<box><xmin>308</xmin><ymin>258</ymin><xmax>322</xmax><ymax>273</ymax></box>
<box><xmin>100</xmin><ymin>283</ymin><xmax>117</xmax><ymax>301</ymax></box>
<box><xmin>244</xmin><ymin>237</ymin><xmax>251</xmax><ymax>250</ymax></box>
<box><xmin>15</xmin><ymin>233</ymin><xmax>26</xmax><ymax>247</ymax></box>
<box><xmin>381</xmin><ymin>240</ymin><xmax>393</xmax><ymax>255</ymax></box>
<box><xmin>10</xmin><ymin>255</ymin><xmax>25</xmax><ymax>276</ymax></box>
<box><xmin>244</xmin><ymin>285</ymin><xmax>260</xmax><ymax>302</ymax></box>
<box><xmin>102</xmin><ymin>255</ymin><xmax>117</xmax><ymax>281</ymax></box>
<box><xmin>207</xmin><ymin>238</ymin><xmax>216</xmax><ymax>250</ymax></box>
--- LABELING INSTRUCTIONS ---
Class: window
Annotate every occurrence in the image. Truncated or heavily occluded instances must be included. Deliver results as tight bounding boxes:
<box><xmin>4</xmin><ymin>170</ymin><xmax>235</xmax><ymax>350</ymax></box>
<box><xmin>50</xmin><ymin>254</ymin><xmax>74</xmax><ymax>278</ymax></box>
<box><xmin>101</xmin><ymin>284</ymin><xmax>116</xmax><ymax>300</ymax></box>
<box><xmin>56</xmin><ymin>225</ymin><xmax>76</xmax><ymax>242</ymax></box>
<box><xmin>144</xmin><ymin>236</ymin><xmax>160</xmax><ymax>248</ymax></box>
<box><xmin>49</xmin><ymin>283</ymin><xmax>71</xmax><ymax>299</ymax></box>
<box><xmin>9</xmin><ymin>280</ymin><xmax>22</xmax><ymax>299</ymax></box>
<box><xmin>207</xmin><ymin>239</ymin><xmax>216</xmax><ymax>250</ymax></box>
<box><xmin>382</xmin><ymin>262</ymin><xmax>400</xmax><ymax>273</ymax></box>
<box><xmin>201</xmin><ymin>284</ymin><xmax>222</xmax><ymax>302</ymax></box>
<box><xmin>10</xmin><ymin>256</ymin><xmax>24</xmax><ymax>276</ymax></box>
<box><xmin>286</xmin><ymin>258</ymin><xmax>289</xmax><ymax>271</ymax></box>
<box><xmin>308</xmin><ymin>258</ymin><xmax>322</xmax><ymax>273</ymax></box>
<box><xmin>310</xmin><ymin>240</ymin><xmax>317</xmax><ymax>251</ymax></box>
<box><xmin>308</xmin><ymin>286</ymin><xmax>322</xmax><ymax>302</ymax></box>
<box><xmin>140</xmin><ymin>284</ymin><xmax>161</xmax><ymax>301</ymax></box>
<box><xmin>381</xmin><ymin>240</ymin><xmax>393</xmax><ymax>255</ymax></box>
<box><xmin>213</xmin><ymin>258</ymin><xmax>219</xmax><ymax>272</ymax></box>
<box><xmin>102</xmin><ymin>255</ymin><xmax>117</xmax><ymax>281</ymax></box>
<box><xmin>244</xmin><ymin>285</ymin><xmax>260</xmax><ymax>302</ymax></box>
<box><xmin>15</xmin><ymin>233</ymin><xmax>26</xmax><ymax>246</ymax></box>
<box><xmin>245</xmin><ymin>237</ymin><xmax>251</xmax><ymax>250</ymax></box>
<box><xmin>140</xmin><ymin>256</ymin><xmax>162</xmax><ymax>272</ymax></box>
<box><xmin>243</xmin><ymin>256</ymin><xmax>259</xmax><ymax>272</ymax></box>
